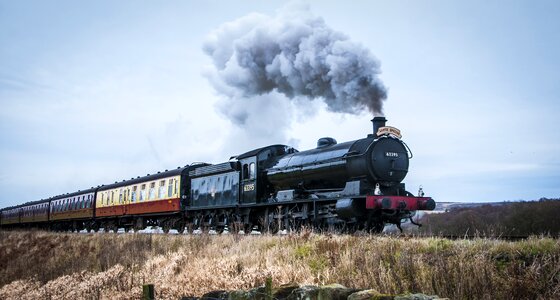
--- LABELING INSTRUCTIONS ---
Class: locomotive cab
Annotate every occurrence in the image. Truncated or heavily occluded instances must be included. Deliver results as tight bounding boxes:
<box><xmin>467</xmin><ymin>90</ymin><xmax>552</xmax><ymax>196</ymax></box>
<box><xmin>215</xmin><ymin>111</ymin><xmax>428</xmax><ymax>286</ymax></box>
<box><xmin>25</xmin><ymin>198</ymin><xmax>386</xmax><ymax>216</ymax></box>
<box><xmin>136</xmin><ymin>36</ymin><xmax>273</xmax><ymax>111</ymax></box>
<box><xmin>239</xmin><ymin>157</ymin><xmax>257</xmax><ymax>204</ymax></box>
<box><xmin>234</xmin><ymin>145</ymin><xmax>298</xmax><ymax>204</ymax></box>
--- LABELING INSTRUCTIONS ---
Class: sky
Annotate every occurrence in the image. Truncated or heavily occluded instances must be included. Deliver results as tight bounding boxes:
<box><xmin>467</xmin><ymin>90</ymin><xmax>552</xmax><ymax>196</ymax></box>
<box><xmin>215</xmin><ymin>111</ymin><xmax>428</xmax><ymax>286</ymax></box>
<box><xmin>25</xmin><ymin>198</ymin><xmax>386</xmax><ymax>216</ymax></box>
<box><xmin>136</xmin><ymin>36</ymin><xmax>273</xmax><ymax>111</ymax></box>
<box><xmin>1</xmin><ymin>0</ymin><xmax>559</xmax><ymax>208</ymax></box>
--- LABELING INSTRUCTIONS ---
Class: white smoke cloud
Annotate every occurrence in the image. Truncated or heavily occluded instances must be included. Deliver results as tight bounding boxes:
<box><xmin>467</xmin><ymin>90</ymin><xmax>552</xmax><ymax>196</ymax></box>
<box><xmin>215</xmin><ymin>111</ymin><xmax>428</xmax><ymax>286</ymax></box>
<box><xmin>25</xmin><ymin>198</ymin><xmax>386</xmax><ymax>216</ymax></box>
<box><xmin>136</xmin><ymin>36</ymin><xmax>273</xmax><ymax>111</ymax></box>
<box><xmin>203</xmin><ymin>4</ymin><xmax>387</xmax><ymax>146</ymax></box>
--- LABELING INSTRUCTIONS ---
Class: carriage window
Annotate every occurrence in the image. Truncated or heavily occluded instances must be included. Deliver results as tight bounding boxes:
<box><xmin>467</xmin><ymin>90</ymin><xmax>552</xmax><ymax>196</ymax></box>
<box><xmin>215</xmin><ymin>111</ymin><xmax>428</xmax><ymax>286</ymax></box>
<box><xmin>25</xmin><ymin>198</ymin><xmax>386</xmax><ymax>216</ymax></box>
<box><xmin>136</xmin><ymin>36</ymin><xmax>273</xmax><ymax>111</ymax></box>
<box><xmin>140</xmin><ymin>184</ymin><xmax>146</xmax><ymax>201</ymax></box>
<box><xmin>132</xmin><ymin>186</ymin><xmax>137</xmax><ymax>202</ymax></box>
<box><xmin>149</xmin><ymin>182</ymin><xmax>156</xmax><ymax>199</ymax></box>
<box><xmin>119</xmin><ymin>189</ymin><xmax>123</xmax><ymax>204</ymax></box>
<box><xmin>158</xmin><ymin>180</ymin><xmax>166</xmax><ymax>199</ymax></box>
<box><xmin>249</xmin><ymin>163</ymin><xmax>256</xmax><ymax>179</ymax></box>
<box><xmin>168</xmin><ymin>179</ymin><xmax>173</xmax><ymax>197</ymax></box>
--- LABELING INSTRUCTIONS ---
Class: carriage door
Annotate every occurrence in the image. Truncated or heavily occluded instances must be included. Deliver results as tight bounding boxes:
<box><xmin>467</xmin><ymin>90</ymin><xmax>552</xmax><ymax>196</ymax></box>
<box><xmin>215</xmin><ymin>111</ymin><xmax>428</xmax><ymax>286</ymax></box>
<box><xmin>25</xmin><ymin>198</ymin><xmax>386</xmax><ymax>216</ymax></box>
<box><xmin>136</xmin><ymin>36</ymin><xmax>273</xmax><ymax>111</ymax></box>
<box><xmin>240</xmin><ymin>158</ymin><xmax>257</xmax><ymax>204</ymax></box>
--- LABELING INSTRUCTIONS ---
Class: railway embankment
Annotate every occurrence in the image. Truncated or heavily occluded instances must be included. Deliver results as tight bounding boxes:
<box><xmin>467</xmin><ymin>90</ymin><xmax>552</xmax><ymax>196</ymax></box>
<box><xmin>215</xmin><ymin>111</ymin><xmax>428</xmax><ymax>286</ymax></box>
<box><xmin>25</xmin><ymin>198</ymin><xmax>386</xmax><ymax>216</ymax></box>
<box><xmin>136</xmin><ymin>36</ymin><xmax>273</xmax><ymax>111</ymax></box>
<box><xmin>0</xmin><ymin>230</ymin><xmax>558</xmax><ymax>299</ymax></box>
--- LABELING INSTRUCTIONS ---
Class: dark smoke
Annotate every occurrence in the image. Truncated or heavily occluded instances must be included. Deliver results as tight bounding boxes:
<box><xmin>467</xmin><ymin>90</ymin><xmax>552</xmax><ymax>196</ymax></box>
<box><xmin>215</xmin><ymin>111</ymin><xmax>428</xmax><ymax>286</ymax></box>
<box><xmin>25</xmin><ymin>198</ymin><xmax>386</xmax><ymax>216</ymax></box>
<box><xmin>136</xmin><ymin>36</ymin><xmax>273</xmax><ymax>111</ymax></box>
<box><xmin>203</xmin><ymin>5</ymin><xmax>387</xmax><ymax>125</ymax></box>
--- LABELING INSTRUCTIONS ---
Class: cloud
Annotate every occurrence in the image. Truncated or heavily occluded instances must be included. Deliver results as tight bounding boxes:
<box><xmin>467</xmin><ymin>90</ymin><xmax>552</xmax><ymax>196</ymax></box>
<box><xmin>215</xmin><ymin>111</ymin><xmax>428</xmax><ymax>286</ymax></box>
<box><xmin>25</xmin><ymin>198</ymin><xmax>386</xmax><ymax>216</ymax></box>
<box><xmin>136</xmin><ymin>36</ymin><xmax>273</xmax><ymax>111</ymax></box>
<box><xmin>203</xmin><ymin>3</ymin><xmax>387</xmax><ymax>148</ymax></box>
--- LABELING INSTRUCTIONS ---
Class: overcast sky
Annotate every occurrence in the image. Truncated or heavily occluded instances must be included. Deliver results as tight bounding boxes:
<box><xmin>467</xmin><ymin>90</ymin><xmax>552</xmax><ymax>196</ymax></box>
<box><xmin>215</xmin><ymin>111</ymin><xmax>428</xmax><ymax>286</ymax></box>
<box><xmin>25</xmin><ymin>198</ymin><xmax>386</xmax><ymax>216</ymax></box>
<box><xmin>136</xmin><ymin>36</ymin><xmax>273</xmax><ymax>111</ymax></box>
<box><xmin>1</xmin><ymin>0</ymin><xmax>559</xmax><ymax>208</ymax></box>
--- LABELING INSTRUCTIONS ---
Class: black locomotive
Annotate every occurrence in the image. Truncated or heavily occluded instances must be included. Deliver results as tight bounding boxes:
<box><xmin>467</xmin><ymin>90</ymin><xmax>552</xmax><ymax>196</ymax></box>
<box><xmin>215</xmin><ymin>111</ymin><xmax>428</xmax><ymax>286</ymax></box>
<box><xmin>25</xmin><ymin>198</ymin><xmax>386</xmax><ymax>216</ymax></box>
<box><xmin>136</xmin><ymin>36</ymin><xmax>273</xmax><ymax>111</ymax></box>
<box><xmin>1</xmin><ymin>118</ymin><xmax>434</xmax><ymax>233</ymax></box>
<box><xmin>185</xmin><ymin>117</ymin><xmax>434</xmax><ymax>233</ymax></box>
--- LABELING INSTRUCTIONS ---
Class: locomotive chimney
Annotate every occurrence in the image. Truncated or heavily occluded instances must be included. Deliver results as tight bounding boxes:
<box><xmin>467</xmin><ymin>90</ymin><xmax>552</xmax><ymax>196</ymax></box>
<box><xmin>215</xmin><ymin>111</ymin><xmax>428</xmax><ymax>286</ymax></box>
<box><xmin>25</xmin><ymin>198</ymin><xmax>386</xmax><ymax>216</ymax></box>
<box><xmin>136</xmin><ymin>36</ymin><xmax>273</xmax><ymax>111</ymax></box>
<box><xmin>371</xmin><ymin>117</ymin><xmax>387</xmax><ymax>137</ymax></box>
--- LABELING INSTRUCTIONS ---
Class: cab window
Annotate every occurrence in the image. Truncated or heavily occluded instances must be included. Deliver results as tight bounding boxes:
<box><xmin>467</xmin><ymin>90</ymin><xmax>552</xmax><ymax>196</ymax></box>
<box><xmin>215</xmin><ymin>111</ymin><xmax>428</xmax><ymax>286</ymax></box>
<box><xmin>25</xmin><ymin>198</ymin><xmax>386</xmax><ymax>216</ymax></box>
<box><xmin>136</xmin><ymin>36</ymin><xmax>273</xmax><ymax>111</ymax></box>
<box><xmin>243</xmin><ymin>164</ymin><xmax>249</xmax><ymax>179</ymax></box>
<box><xmin>249</xmin><ymin>163</ymin><xmax>256</xmax><ymax>179</ymax></box>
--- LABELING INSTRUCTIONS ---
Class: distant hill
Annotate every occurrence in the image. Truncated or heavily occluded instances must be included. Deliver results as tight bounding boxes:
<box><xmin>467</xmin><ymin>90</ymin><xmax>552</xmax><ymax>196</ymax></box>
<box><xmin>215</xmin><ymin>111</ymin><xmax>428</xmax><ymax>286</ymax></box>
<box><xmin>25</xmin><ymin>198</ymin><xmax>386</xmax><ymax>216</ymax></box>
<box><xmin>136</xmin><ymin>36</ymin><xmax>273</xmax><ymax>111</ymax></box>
<box><xmin>419</xmin><ymin>198</ymin><xmax>560</xmax><ymax>236</ymax></box>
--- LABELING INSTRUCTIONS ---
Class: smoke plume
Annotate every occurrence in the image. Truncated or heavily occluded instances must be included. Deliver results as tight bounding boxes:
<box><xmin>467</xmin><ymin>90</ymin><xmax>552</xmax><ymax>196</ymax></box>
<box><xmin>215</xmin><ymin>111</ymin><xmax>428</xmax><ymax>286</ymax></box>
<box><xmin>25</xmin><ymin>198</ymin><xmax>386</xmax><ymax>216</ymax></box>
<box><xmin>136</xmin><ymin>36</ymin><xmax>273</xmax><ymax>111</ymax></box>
<box><xmin>203</xmin><ymin>5</ymin><xmax>387</xmax><ymax>123</ymax></box>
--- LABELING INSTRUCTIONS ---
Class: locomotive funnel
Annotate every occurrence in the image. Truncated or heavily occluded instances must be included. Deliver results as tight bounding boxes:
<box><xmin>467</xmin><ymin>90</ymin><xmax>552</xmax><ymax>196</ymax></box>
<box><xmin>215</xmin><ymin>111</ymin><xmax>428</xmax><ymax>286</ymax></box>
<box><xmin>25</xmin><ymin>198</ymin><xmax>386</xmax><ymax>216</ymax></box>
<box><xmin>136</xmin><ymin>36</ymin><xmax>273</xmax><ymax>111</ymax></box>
<box><xmin>372</xmin><ymin>117</ymin><xmax>387</xmax><ymax>137</ymax></box>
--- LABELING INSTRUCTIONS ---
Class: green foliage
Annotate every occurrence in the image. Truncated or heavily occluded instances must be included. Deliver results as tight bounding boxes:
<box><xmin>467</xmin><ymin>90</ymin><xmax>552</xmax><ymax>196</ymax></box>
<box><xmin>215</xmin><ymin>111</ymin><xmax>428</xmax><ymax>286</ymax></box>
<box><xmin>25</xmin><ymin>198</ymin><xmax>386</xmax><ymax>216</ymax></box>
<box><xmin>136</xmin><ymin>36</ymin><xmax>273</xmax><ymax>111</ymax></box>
<box><xmin>294</xmin><ymin>244</ymin><xmax>312</xmax><ymax>259</ymax></box>
<box><xmin>308</xmin><ymin>255</ymin><xmax>328</xmax><ymax>275</ymax></box>
<box><xmin>425</xmin><ymin>239</ymin><xmax>454</xmax><ymax>253</ymax></box>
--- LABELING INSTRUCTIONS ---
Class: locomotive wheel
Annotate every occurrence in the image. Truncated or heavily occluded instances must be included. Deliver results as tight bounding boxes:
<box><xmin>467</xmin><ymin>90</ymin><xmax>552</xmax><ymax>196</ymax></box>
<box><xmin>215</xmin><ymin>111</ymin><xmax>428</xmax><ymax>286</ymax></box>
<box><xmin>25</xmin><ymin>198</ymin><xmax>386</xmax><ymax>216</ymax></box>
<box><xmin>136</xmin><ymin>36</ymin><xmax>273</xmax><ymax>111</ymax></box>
<box><xmin>216</xmin><ymin>226</ymin><xmax>225</xmax><ymax>234</ymax></box>
<box><xmin>231</xmin><ymin>221</ymin><xmax>243</xmax><ymax>234</ymax></box>
<box><xmin>291</xmin><ymin>219</ymin><xmax>307</xmax><ymax>233</ymax></box>
<box><xmin>369</xmin><ymin>221</ymin><xmax>385</xmax><ymax>234</ymax></box>
<box><xmin>160</xmin><ymin>220</ymin><xmax>171</xmax><ymax>234</ymax></box>
<box><xmin>268</xmin><ymin>220</ymin><xmax>280</xmax><ymax>235</ymax></box>
<box><xmin>133</xmin><ymin>218</ymin><xmax>144</xmax><ymax>232</ymax></box>
<box><xmin>176</xmin><ymin>222</ymin><xmax>186</xmax><ymax>234</ymax></box>
<box><xmin>344</xmin><ymin>223</ymin><xmax>358</xmax><ymax>234</ymax></box>
<box><xmin>243</xmin><ymin>223</ymin><xmax>253</xmax><ymax>234</ymax></box>
<box><xmin>185</xmin><ymin>222</ymin><xmax>194</xmax><ymax>234</ymax></box>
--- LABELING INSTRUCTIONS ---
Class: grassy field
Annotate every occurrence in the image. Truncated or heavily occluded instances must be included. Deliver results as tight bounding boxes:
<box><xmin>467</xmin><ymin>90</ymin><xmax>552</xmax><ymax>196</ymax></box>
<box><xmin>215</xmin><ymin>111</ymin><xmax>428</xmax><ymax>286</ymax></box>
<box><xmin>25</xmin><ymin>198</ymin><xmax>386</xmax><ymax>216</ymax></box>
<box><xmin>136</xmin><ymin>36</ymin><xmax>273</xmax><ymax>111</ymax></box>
<box><xmin>0</xmin><ymin>230</ymin><xmax>559</xmax><ymax>299</ymax></box>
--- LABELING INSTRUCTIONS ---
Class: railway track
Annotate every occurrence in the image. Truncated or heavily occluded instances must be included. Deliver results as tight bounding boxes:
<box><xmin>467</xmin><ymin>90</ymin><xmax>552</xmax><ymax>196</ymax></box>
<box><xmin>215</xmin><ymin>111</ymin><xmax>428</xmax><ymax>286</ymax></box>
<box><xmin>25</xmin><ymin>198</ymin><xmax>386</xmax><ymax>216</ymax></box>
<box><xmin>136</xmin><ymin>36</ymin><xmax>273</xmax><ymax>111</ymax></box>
<box><xmin>2</xmin><ymin>227</ymin><xmax>556</xmax><ymax>240</ymax></box>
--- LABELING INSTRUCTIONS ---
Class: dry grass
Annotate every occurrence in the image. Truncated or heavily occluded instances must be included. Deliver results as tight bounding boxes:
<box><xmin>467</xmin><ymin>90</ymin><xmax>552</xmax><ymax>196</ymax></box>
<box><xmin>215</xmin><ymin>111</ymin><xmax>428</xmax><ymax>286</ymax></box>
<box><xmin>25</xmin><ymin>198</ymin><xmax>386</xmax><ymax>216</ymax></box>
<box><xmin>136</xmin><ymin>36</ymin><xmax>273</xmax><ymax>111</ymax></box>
<box><xmin>0</xmin><ymin>230</ymin><xmax>559</xmax><ymax>299</ymax></box>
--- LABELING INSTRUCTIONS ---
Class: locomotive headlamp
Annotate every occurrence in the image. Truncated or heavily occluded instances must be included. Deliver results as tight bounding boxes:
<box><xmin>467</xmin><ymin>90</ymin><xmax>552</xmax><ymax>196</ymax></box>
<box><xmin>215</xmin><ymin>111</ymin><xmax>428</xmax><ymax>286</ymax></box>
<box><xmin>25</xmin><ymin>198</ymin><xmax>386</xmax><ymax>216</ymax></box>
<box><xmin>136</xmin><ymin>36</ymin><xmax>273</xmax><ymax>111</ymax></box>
<box><xmin>374</xmin><ymin>183</ymin><xmax>382</xmax><ymax>195</ymax></box>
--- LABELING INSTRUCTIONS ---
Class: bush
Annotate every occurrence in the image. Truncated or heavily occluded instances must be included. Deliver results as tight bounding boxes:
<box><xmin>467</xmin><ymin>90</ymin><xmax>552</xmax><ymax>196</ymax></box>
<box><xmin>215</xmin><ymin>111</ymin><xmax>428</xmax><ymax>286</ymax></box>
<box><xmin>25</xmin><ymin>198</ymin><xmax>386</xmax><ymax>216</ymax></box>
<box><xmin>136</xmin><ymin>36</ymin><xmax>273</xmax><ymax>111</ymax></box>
<box><xmin>0</xmin><ymin>231</ymin><xmax>559</xmax><ymax>299</ymax></box>
<box><xmin>420</xmin><ymin>199</ymin><xmax>560</xmax><ymax>236</ymax></box>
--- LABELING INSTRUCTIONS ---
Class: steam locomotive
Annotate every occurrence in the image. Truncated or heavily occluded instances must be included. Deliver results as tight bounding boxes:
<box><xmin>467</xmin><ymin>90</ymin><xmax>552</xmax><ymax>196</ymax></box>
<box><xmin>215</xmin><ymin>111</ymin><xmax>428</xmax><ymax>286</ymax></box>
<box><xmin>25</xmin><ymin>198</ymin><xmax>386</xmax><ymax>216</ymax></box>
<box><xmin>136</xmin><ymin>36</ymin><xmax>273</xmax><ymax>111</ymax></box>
<box><xmin>0</xmin><ymin>118</ymin><xmax>434</xmax><ymax>233</ymax></box>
